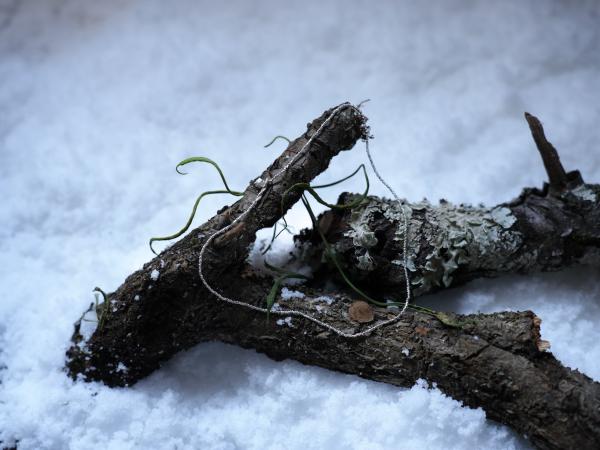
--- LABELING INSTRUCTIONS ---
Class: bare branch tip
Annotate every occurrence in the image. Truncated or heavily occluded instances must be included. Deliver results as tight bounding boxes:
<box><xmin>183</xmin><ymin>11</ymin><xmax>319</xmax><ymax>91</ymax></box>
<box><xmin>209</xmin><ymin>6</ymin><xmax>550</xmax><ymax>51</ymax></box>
<box><xmin>524</xmin><ymin>111</ymin><xmax>568</xmax><ymax>191</ymax></box>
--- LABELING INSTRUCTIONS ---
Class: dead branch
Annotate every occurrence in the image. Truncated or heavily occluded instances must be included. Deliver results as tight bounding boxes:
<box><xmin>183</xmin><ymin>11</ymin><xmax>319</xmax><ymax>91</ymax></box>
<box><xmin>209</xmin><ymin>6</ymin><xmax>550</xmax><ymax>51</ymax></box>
<box><xmin>66</xmin><ymin>105</ymin><xmax>600</xmax><ymax>450</ymax></box>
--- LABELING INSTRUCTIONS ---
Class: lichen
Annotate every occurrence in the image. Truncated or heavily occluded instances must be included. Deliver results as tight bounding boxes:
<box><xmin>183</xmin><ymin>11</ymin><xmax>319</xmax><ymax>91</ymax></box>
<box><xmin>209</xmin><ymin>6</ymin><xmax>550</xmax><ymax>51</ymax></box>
<box><xmin>344</xmin><ymin>203</ymin><xmax>379</xmax><ymax>248</ymax></box>
<box><xmin>342</xmin><ymin>201</ymin><xmax>381</xmax><ymax>271</ymax></box>
<box><xmin>356</xmin><ymin>251</ymin><xmax>375</xmax><ymax>271</ymax></box>
<box><xmin>490</xmin><ymin>207</ymin><xmax>518</xmax><ymax>228</ymax></box>
<box><xmin>571</xmin><ymin>185</ymin><xmax>597</xmax><ymax>202</ymax></box>
<box><xmin>384</xmin><ymin>200</ymin><xmax>422</xmax><ymax>272</ymax></box>
<box><xmin>413</xmin><ymin>200</ymin><xmax>523</xmax><ymax>290</ymax></box>
<box><xmin>342</xmin><ymin>196</ymin><xmax>530</xmax><ymax>293</ymax></box>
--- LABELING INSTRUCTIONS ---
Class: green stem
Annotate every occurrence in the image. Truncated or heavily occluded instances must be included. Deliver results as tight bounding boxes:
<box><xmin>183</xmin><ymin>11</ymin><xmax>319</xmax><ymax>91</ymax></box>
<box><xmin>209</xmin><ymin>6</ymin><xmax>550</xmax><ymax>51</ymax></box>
<box><xmin>150</xmin><ymin>190</ymin><xmax>241</xmax><ymax>255</ymax></box>
<box><xmin>264</xmin><ymin>135</ymin><xmax>291</xmax><ymax>148</ymax></box>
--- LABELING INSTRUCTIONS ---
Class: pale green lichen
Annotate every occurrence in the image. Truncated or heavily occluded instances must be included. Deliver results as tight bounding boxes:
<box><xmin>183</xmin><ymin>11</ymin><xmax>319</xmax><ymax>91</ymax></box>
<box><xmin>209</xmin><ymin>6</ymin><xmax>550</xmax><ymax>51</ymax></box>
<box><xmin>342</xmin><ymin>201</ymin><xmax>381</xmax><ymax>271</ymax></box>
<box><xmin>356</xmin><ymin>251</ymin><xmax>375</xmax><ymax>271</ymax></box>
<box><xmin>343</xmin><ymin>196</ymin><xmax>530</xmax><ymax>293</ymax></box>
<box><xmin>571</xmin><ymin>185</ymin><xmax>597</xmax><ymax>202</ymax></box>
<box><xmin>344</xmin><ymin>203</ymin><xmax>380</xmax><ymax>248</ymax></box>
<box><xmin>414</xmin><ymin>201</ymin><xmax>523</xmax><ymax>291</ymax></box>
<box><xmin>490</xmin><ymin>207</ymin><xmax>518</xmax><ymax>228</ymax></box>
<box><xmin>382</xmin><ymin>199</ymin><xmax>422</xmax><ymax>274</ymax></box>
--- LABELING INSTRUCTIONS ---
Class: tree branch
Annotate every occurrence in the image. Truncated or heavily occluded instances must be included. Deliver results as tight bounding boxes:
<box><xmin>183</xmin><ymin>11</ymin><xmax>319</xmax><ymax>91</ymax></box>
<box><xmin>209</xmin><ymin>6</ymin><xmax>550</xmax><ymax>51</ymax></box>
<box><xmin>66</xmin><ymin>105</ymin><xmax>600</xmax><ymax>450</ymax></box>
<box><xmin>524</xmin><ymin>112</ymin><xmax>583</xmax><ymax>191</ymax></box>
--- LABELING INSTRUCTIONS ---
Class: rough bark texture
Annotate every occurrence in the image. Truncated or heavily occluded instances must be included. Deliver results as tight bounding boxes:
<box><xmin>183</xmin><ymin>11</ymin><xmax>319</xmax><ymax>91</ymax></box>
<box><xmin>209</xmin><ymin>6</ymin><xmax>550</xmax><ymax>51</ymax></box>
<box><xmin>66</xmin><ymin>103</ymin><xmax>369</xmax><ymax>385</ymax></box>
<box><xmin>66</xmin><ymin>105</ymin><xmax>600</xmax><ymax>450</ymax></box>
<box><xmin>301</xmin><ymin>111</ymin><xmax>600</xmax><ymax>301</ymax></box>
<box><xmin>304</xmin><ymin>180</ymin><xmax>600</xmax><ymax>300</ymax></box>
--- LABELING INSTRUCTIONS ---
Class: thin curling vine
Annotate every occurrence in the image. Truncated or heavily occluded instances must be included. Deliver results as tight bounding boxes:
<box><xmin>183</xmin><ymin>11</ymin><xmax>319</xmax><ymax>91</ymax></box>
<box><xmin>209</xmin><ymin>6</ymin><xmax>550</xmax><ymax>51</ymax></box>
<box><xmin>149</xmin><ymin>157</ymin><xmax>244</xmax><ymax>255</ymax></box>
<box><xmin>92</xmin><ymin>287</ymin><xmax>109</xmax><ymax>330</ymax></box>
<box><xmin>261</xmin><ymin>164</ymin><xmax>370</xmax><ymax>317</ymax></box>
<box><xmin>263</xmin><ymin>260</ymin><xmax>308</xmax><ymax>319</ymax></box>
<box><xmin>152</xmin><ymin>153</ymin><xmax>459</xmax><ymax>328</ymax></box>
<box><xmin>282</xmin><ymin>163</ymin><xmax>370</xmax><ymax>212</ymax></box>
<box><xmin>277</xmin><ymin>164</ymin><xmax>371</xmax><ymax>239</ymax></box>
<box><xmin>264</xmin><ymin>135</ymin><xmax>291</xmax><ymax>148</ymax></box>
<box><xmin>300</xmin><ymin>194</ymin><xmax>461</xmax><ymax>327</ymax></box>
<box><xmin>260</xmin><ymin>220</ymin><xmax>293</xmax><ymax>255</ymax></box>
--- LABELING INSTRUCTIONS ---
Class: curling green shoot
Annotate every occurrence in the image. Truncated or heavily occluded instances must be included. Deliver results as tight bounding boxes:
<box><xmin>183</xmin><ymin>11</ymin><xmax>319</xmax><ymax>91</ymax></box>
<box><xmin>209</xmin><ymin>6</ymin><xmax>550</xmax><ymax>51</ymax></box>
<box><xmin>264</xmin><ymin>135</ymin><xmax>291</xmax><ymax>148</ymax></box>
<box><xmin>264</xmin><ymin>259</ymin><xmax>308</xmax><ymax>320</ymax></box>
<box><xmin>150</xmin><ymin>157</ymin><xmax>244</xmax><ymax>255</ymax></box>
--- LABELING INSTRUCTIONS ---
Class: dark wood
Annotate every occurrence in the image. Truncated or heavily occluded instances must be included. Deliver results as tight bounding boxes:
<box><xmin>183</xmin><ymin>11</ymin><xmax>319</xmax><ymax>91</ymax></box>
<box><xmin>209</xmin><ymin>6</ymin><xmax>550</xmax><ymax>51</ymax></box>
<box><xmin>66</xmin><ymin>103</ymin><xmax>369</xmax><ymax>385</ymax></box>
<box><xmin>305</xmin><ymin>115</ymin><xmax>599</xmax><ymax>301</ymax></box>
<box><xmin>66</xmin><ymin>106</ymin><xmax>600</xmax><ymax>450</ymax></box>
<box><xmin>524</xmin><ymin>112</ymin><xmax>569</xmax><ymax>191</ymax></box>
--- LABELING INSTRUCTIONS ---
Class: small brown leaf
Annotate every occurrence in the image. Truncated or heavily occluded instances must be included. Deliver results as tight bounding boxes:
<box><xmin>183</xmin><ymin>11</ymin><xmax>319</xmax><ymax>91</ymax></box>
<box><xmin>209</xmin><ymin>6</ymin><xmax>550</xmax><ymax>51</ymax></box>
<box><xmin>349</xmin><ymin>301</ymin><xmax>374</xmax><ymax>323</ymax></box>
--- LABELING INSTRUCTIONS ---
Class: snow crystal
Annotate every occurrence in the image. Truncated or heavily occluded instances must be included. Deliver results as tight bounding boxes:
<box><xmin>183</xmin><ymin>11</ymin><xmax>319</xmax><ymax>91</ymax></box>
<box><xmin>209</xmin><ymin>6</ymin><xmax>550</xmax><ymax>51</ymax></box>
<box><xmin>314</xmin><ymin>295</ymin><xmax>335</xmax><ymax>305</ymax></box>
<box><xmin>150</xmin><ymin>269</ymin><xmax>160</xmax><ymax>281</ymax></box>
<box><xmin>280</xmin><ymin>287</ymin><xmax>305</xmax><ymax>300</ymax></box>
<box><xmin>276</xmin><ymin>317</ymin><xmax>294</xmax><ymax>327</ymax></box>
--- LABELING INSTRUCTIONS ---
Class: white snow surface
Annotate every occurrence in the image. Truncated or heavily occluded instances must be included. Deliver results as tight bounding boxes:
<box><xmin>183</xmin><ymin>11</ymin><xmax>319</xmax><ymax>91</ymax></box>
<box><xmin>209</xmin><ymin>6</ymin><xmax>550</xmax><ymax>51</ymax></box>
<box><xmin>1</xmin><ymin>1</ymin><xmax>600</xmax><ymax>449</ymax></box>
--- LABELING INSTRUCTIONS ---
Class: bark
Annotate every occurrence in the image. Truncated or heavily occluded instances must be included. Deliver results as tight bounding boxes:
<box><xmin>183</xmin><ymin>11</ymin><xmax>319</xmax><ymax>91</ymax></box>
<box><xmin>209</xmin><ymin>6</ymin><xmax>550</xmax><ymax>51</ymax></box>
<box><xmin>66</xmin><ymin>105</ymin><xmax>600</xmax><ymax>450</ymax></box>
<box><xmin>304</xmin><ymin>117</ymin><xmax>599</xmax><ymax>300</ymax></box>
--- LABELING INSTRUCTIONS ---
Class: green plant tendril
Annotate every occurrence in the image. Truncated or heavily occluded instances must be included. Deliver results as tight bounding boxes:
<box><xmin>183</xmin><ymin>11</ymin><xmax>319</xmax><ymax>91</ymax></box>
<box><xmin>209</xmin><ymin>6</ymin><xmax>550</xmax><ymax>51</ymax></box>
<box><xmin>150</xmin><ymin>157</ymin><xmax>244</xmax><ymax>255</ymax></box>
<box><xmin>264</xmin><ymin>260</ymin><xmax>308</xmax><ymax>320</ymax></box>
<box><xmin>283</xmin><ymin>164</ymin><xmax>370</xmax><ymax>212</ymax></box>
<box><xmin>275</xmin><ymin>164</ymin><xmax>371</xmax><ymax>244</ymax></box>
<box><xmin>264</xmin><ymin>135</ymin><xmax>291</xmax><ymax>148</ymax></box>
<box><xmin>149</xmin><ymin>155</ymin><xmax>456</xmax><ymax>329</ymax></box>
<box><xmin>301</xmin><ymin>195</ymin><xmax>385</xmax><ymax>306</ymax></box>
<box><xmin>175</xmin><ymin>157</ymin><xmax>242</xmax><ymax>194</ymax></box>
<box><xmin>93</xmin><ymin>287</ymin><xmax>109</xmax><ymax>330</ymax></box>
<box><xmin>260</xmin><ymin>220</ymin><xmax>293</xmax><ymax>255</ymax></box>
<box><xmin>150</xmin><ymin>190</ymin><xmax>241</xmax><ymax>255</ymax></box>
<box><xmin>300</xmin><ymin>195</ymin><xmax>456</xmax><ymax>326</ymax></box>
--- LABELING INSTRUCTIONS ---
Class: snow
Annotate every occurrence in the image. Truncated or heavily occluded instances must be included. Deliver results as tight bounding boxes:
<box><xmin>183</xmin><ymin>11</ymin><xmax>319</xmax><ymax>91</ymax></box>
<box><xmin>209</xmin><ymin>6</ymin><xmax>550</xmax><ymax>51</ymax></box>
<box><xmin>1</xmin><ymin>1</ymin><xmax>599</xmax><ymax>449</ymax></box>
<box><xmin>314</xmin><ymin>296</ymin><xmax>336</xmax><ymax>305</ymax></box>
<box><xmin>149</xmin><ymin>269</ymin><xmax>160</xmax><ymax>281</ymax></box>
<box><xmin>280</xmin><ymin>288</ymin><xmax>305</xmax><ymax>300</ymax></box>
<box><xmin>276</xmin><ymin>317</ymin><xmax>294</xmax><ymax>328</ymax></box>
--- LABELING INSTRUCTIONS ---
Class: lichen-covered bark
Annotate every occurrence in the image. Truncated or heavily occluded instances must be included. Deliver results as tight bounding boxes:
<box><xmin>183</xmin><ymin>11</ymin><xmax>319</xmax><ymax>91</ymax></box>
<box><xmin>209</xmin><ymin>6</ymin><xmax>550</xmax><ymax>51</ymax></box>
<box><xmin>65</xmin><ymin>106</ymin><xmax>600</xmax><ymax>450</ymax></box>
<box><xmin>306</xmin><ymin>180</ymin><xmax>600</xmax><ymax>299</ymax></box>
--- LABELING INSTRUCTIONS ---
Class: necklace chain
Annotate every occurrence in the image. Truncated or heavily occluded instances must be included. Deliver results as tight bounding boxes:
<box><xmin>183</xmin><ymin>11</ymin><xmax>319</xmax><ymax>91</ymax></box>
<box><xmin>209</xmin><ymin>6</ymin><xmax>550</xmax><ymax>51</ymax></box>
<box><xmin>198</xmin><ymin>103</ymin><xmax>411</xmax><ymax>338</ymax></box>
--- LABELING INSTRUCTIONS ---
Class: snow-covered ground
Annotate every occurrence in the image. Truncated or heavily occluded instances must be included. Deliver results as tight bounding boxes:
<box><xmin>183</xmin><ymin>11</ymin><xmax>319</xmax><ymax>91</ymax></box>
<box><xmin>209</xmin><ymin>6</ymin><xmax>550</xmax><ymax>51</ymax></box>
<box><xmin>1</xmin><ymin>1</ymin><xmax>599</xmax><ymax>449</ymax></box>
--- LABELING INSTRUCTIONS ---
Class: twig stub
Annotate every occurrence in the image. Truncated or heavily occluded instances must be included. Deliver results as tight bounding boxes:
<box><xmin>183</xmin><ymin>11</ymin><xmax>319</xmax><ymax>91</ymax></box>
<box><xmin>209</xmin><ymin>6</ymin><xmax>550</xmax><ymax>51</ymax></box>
<box><xmin>524</xmin><ymin>112</ymin><xmax>569</xmax><ymax>191</ymax></box>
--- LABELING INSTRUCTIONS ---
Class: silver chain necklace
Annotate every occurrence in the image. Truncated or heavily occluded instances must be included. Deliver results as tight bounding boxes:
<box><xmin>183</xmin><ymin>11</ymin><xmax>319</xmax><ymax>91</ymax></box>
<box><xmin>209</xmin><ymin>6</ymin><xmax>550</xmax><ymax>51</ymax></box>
<box><xmin>198</xmin><ymin>103</ymin><xmax>411</xmax><ymax>338</ymax></box>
